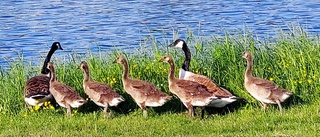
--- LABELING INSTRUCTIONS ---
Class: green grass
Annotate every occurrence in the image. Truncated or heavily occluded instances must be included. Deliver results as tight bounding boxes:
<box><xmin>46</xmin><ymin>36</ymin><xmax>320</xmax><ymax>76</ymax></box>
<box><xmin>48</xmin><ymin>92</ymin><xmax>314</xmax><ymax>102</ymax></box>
<box><xmin>1</xmin><ymin>27</ymin><xmax>320</xmax><ymax>136</ymax></box>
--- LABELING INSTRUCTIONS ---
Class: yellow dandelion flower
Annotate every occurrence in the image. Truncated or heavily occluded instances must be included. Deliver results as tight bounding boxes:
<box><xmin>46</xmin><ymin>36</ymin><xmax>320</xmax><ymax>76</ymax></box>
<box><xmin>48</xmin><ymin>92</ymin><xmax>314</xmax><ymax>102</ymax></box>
<box><xmin>2</xmin><ymin>112</ymin><xmax>6</xmax><ymax>115</ymax></box>
<box><xmin>10</xmin><ymin>119</ymin><xmax>13</xmax><ymax>122</ymax></box>
<box><xmin>44</xmin><ymin>102</ymin><xmax>48</xmax><ymax>107</ymax></box>
<box><xmin>307</xmin><ymin>79</ymin><xmax>312</xmax><ymax>83</ymax></box>
<box><xmin>34</xmin><ymin>105</ymin><xmax>40</xmax><ymax>111</ymax></box>
<box><xmin>269</xmin><ymin>78</ymin><xmax>274</xmax><ymax>81</ymax></box>
<box><xmin>30</xmin><ymin>109</ymin><xmax>34</xmax><ymax>113</ymax></box>
<box><xmin>23</xmin><ymin>113</ymin><xmax>27</xmax><ymax>117</ymax></box>
<box><xmin>73</xmin><ymin>110</ymin><xmax>78</xmax><ymax>114</ymax></box>
<box><xmin>49</xmin><ymin>105</ymin><xmax>55</xmax><ymax>110</ymax></box>
<box><xmin>299</xmin><ymin>80</ymin><xmax>303</xmax><ymax>84</ymax></box>
<box><xmin>312</xmin><ymin>76</ymin><xmax>316</xmax><ymax>79</ymax></box>
<box><xmin>268</xmin><ymin>67</ymin><xmax>271</xmax><ymax>70</ymax></box>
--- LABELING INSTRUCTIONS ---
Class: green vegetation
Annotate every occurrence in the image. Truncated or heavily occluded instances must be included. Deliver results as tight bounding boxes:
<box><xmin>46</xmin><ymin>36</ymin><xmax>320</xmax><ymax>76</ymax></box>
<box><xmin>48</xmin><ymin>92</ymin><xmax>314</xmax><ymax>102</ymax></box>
<box><xmin>1</xmin><ymin>26</ymin><xmax>320</xmax><ymax>136</ymax></box>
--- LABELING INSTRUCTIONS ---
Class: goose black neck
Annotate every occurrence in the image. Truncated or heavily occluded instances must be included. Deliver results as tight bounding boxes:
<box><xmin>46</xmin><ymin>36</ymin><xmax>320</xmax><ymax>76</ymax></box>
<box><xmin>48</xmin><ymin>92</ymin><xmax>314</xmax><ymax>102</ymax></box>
<box><xmin>181</xmin><ymin>43</ymin><xmax>191</xmax><ymax>71</ymax></box>
<box><xmin>41</xmin><ymin>46</ymin><xmax>57</xmax><ymax>74</ymax></box>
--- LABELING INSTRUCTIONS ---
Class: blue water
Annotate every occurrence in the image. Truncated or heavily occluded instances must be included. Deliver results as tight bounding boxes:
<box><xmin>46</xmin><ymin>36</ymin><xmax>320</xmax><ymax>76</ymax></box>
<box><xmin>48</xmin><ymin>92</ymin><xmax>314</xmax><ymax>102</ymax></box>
<box><xmin>1</xmin><ymin>0</ymin><xmax>320</xmax><ymax>67</ymax></box>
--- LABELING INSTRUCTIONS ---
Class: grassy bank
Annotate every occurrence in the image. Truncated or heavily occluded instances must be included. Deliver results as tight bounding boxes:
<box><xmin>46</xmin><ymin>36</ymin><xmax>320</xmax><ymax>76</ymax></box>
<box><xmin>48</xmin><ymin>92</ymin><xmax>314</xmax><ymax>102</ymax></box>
<box><xmin>1</xmin><ymin>27</ymin><xmax>320</xmax><ymax>136</ymax></box>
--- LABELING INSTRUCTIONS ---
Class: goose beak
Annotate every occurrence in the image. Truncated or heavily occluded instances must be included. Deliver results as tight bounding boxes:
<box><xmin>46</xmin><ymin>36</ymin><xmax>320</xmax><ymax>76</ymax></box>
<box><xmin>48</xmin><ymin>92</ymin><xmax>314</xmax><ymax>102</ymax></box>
<box><xmin>168</xmin><ymin>42</ymin><xmax>175</xmax><ymax>47</ymax></box>
<box><xmin>59</xmin><ymin>47</ymin><xmax>63</xmax><ymax>50</ymax></box>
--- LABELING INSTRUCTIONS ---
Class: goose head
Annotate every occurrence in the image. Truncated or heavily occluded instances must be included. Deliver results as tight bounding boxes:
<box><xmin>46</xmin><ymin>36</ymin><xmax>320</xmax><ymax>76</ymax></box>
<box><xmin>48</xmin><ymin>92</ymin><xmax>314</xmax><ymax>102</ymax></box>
<box><xmin>47</xmin><ymin>62</ymin><xmax>54</xmax><ymax>71</ymax></box>
<box><xmin>51</xmin><ymin>42</ymin><xmax>63</xmax><ymax>51</ymax></box>
<box><xmin>159</xmin><ymin>55</ymin><xmax>172</xmax><ymax>63</ymax></box>
<box><xmin>168</xmin><ymin>39</ymin><xmax>186</xmax><ymax>49</ymax></box>
<box><xmin>114</xmin><ymin>55</ymin><xmax>126</xmax><ymax>65</ymax></box>
<box><xmin>79</xmin><ymin>61</ymin><xmax>89</xmax><ymax>71</ymax></box>
<box><xmin>242</xmin><ymin>51</ymin><xmax>252</xmax><ymax>60</ymax></box>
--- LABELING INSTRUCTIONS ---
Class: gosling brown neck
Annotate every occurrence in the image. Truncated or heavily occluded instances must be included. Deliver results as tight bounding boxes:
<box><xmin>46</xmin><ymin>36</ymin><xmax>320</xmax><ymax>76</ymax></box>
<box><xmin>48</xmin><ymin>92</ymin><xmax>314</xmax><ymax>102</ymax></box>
<box><xmin>82</xmin><ymin>66</ymin><xmax>91</xmax><ymax>82</ymax></box>
<box><xmin>168</xmin><ymin>59</ymin><xmax>177</xmax><ymax>82</ymax></box>
<box><xmin>121</xmin><ymin>59</ymin><xmax>129</xmax><ymax>80</ymax></box>
<box><xmin>49</xmin><ymin>67</ymin><xmax>56</xmax><ymax>83</ymax></box>
<box><xmin>245</xmin><ymin>56</ymin><xmax>253</xmax><ymax>80</ymax></box>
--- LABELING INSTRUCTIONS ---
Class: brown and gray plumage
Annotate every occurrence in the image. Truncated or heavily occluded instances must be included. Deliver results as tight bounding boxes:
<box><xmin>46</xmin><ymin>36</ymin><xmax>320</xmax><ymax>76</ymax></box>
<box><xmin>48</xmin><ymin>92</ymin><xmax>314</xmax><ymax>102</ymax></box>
<box><xmin>80</xmin><ymin>61</ymin><xmax>124</xmax><ymax>116</ymax></box>
<box><xmin>168</xmin><ymin>39</ymin><xmax>240</xmax><ymax>107</ymax></box>
<box><xmin>114</xmin><ymin>55</ymin><xmax>172</xmax><ymax>117</ymax></box>
<box><xmin>159</xmin><ymin>56</ymin><xmax>218</xmax><ymax>118</ymax></box>
<box><xmin>47</xmin><ymin>62</ymin><xmax>86</xmax><ymax>116</ymax></box>
<box><xmin>24</xmin><ymin>42</ymin><xmax>63</xmax><ymax>107</ymax></box>
<box><xmin>242</xmin><ymin>51</ymin><xmax>293</xmax><ymax>112</ymax></box>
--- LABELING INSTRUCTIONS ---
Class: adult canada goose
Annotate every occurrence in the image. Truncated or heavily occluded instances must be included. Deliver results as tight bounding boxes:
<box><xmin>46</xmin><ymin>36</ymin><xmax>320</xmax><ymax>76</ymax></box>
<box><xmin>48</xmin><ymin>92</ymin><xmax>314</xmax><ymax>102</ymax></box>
<box><xmin>114</xmin><ymin>55</ymin><xmax>172</xmax><ymax>117</ymax></box>
<box><xmin>80</xmin><ymin>61</ymin><xmax>124</xmax><ymax>116</ymax></box>
<box><xmin>47</xmin><ymin>62</ymin><xmax>86</xmax><ymax>116</ymax></box>
<box><xmin>242</xmin><ymin>51</ymin><xmax>293</xmax><ymax>112</ymax></box>
<box><xmin>24</xmin><ymin>42</ymin><xmax>63</xmax><ymax>107</ymax></box>
<box><xmin>160</xmin><ymin>55</ymin><xmax>218</xmax><ymax>118</ymax></box>
<box><xmin>168</xmin><ymin>39</ymin><xmax>240</xmax><ymax>107</ymax></box>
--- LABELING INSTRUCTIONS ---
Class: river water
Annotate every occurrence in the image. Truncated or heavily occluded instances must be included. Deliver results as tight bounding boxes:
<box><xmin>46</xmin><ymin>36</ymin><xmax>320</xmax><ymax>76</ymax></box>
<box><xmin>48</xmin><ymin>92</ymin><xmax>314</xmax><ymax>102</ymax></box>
<box><xmin>1</xmin><ymin>0</ymin><xmax>320</xmax><ymax>67</ymax></box>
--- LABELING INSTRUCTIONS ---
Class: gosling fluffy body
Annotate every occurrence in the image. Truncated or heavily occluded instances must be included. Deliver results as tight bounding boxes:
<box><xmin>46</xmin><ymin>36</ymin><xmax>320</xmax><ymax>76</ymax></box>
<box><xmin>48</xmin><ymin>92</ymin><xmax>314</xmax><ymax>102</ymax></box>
<box><xmin>114</xmin><ymin>55</ymin><xmax>172</xmax><ymax>117</ymax></box>
<box><xmin>80</xmin><ymin>61</ymin><xmax>124</xmax><ymax>116</ymax></box>
<box><xmin>242</xmin><ymin>51</ymin><xmax>293</xmax><ymax>112</ymax></box>
<box><xmin>160</xmin><ymin>55</ymin><xmax>217</xmax><ymax>117</ymax></box>
<box><xmin>47</xmin><ymin>62</ymin><xmax>86</xmax><ymax>116</ymax></box>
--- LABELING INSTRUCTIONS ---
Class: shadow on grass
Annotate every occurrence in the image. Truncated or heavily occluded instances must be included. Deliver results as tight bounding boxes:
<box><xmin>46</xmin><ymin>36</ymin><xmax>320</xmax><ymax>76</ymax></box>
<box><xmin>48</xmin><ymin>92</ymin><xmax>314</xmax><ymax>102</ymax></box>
<box><xmin>283</xmin><ymin>93</ymin><xmax>305</xmax><ymax>110</ymax></box>
<box><xmin>69</xmin><ymin>90</ymin><xmax>305</xmax><ymax>117</ymax></box>
<box><xmin>76</xmin><ymin>94</ymin><xmax>187</xmax><ymax>116</ymax></box>
<box><xmin>203</xmin><ymin>97</ymin><xmax>247</xmax><ymax>117</ymax></box>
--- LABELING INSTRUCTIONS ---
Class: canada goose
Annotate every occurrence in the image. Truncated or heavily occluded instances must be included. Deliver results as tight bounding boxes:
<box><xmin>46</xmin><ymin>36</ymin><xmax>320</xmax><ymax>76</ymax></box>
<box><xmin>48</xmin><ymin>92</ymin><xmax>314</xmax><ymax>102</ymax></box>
<box><xmin>114</xmin><ymin>55</ymin><xmax>172</xmax><ymax>117</ymax></box>
<box><xmin>242</xmin><ymin>51</ymin><xmax>293</xmax><ymax>112</ymax></box>
<box><xmin>168</xmin><ymin>39</ymin><xmax>240</xmax><ymax>107</ymax></box>
<box><xmin>47</xmin><ymin>62</ymin><xmax>86</xmax><ymax>116</ymax></box>
<box><xmin>80</xmin><ymin>61</ymin><xmax>124</xmax><ymax>117</ymax></box>
<box><xmin>160</xmin><ymin>55</ymin><xmax>217</xmax><ymax>117</ymax></box>
<box><xmin>24</xmin><ymin>42</ymin><xmax>63</xmax><ymax>107</ymax></box>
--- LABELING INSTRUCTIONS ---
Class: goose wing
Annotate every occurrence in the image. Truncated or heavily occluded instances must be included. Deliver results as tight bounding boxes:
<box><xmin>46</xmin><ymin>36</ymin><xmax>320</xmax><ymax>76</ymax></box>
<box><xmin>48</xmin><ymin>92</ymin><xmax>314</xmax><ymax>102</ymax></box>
<box><xmin>85</xmin><ymin>81</ymin><xmax>120</xmax><ymax>101</ymax></box>
<box><xmin>183</xmin><ymin>71</ymin><xmax>233</xmax><ymax>97</ymax></box>
<box><xmin>129</xmin><ymin>79</ymin><xmax>162</xmax><ymax>96</ymax></box>
<box><xmin>175</xmin><ymin>80</ymin><xmax>212</xmax><ymax>97</ymax></box>
<box><xmin>252</xmin><ymin>78</ymin><xmax>277</xmax><ymax>90</ymax></box>
<box><xmin>24</xmin><ymin>75</ymin><xmax>51</xmax><ymax>98</ymax></box>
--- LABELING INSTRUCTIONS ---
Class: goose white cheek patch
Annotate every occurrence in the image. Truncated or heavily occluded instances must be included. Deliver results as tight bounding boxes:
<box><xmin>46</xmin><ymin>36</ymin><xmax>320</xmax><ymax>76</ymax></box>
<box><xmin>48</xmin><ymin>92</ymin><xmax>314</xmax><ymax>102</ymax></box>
<box><xmin>175</xmin><ymin>41</ymin><xmax>184</xmax><ymax>48</ymax></box>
